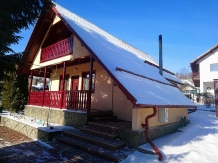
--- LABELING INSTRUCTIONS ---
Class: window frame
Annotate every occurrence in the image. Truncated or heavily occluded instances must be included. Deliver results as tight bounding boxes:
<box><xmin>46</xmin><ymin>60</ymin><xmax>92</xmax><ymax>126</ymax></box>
<box><xmin>210</xmin><ymin>63</ymin><xmax>218</xmax><ymax>72</ymax></box>
<box><xmin>82</xmin><ymin>71</ymin><xmax>96</xmax><ymax>93</ymax></box>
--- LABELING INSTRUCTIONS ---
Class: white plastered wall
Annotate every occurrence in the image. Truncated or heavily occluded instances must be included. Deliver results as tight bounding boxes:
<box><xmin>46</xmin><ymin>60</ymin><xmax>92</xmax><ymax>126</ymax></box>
<box><xmin>198</xmin><ymin>48</ymin><xmax>218</xmax><ymax>95</ymax></box>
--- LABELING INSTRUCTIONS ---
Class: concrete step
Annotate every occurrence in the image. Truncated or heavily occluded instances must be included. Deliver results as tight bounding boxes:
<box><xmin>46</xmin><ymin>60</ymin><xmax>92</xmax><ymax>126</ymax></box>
<box><xmin>48</xmin><ymin>141</ymin><xmax>112</xmax><ymax>163</ymax></box>
<box><xmin>79</xmin><ymin>126</ymin><xmax>119</xmax><ymax>140</ymax></box>
<box><xmin>92</xmin><ymin>115</ymin><xmax>117</xmax><ymax>121</ymax></box>
<box><xmin>88</xmin><ymin>110</ymin><xmax>114</xmax><ymax>122</ymax></box>
<box><xmin>88</xmin><ymin>110</ymin><xmax>113</xmax><ymax>116</ymax></box>
<box><xmin>63</xmin><ymin>129</ymin><xmax>126</xmax><ymax>150</ymax></box>
<box><xmin>56</xmin><ymin>135</ymin><xmax>134</xmax><ymax>162</ymax></box>
<box><xmin>88</xmin><ymin>122</ymin><xmax>120</xmax><ymax>133</ymax></box>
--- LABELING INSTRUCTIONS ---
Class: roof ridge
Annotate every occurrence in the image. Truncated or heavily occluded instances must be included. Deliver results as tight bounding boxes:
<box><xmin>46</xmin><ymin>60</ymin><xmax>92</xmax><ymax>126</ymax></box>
<box><xmin>54</xmin><ymin>2</ymin><xmax>158</xmax><ymax>65</ymax></box>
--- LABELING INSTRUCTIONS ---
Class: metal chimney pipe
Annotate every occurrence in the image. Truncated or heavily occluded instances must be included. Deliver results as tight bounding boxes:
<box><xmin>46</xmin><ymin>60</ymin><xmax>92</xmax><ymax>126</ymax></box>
<box><xmin>159</xmin><ymin>35</ymin><xmax>163</xmax><ymax>75</ymax></box>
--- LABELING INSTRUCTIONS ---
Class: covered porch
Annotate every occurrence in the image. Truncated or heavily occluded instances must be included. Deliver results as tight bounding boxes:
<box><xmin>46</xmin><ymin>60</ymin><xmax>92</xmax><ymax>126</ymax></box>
<box><xmin>28</xmin><ymin>90</ymin><xmax>89</xmax><ymax>110</ymax></box>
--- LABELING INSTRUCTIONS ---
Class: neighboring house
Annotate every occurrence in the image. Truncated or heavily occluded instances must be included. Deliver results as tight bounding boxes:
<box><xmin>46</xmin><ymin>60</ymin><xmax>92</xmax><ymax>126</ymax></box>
<box><xmin>190</xmin><ymin>44</ymin><xmax>218</xmax><ymax>95</ymax></box>
<box><xmin>17</xmin><ymin>3</ymin><xmax>196</xmax><ymax>148</ymax></box>
<box><xmin>179</xmin><ymin>79</ymin><xmax>199</xmax><ymax>103</ymax></box>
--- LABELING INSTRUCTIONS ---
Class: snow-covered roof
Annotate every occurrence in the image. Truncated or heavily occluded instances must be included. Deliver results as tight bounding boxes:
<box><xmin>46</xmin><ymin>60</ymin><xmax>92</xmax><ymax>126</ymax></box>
<box><xmin>181</xmin><ymin>79</ymin><xmax>195</xmax><ymax>87</ymax></box>
<box><xmin>54</xmin><ymin>3</ymin><xmax>195</xmax><ymax>107</ymax></box>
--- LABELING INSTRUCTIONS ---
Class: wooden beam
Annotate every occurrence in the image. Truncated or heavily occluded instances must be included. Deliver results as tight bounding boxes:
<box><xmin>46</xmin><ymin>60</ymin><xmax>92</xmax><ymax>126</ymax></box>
<box><xmin>41</xmin><ymin>66</ymin><xmax>47</xmax><ymax>107</ymax></box>
<box><xmin>60</xmin><ymin>61</ymin><xmax>66</xmax><ymax>108</ymax></box>
<box><xmin>87</xmin><ymin>56</ymin><xmax>93</xmax><ymax>112</ymax></box>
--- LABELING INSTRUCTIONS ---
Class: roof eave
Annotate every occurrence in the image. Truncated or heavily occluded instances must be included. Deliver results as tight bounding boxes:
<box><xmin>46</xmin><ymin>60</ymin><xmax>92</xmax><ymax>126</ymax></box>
<box><xmin>190</xmin><ymin>44</ymin><xmax>218</xmax><ymax>64</ymax></box>
<box><xmin>134</xmin><ymin>104</ymin><xmax>197</xmax><ymax>108</ymax></box>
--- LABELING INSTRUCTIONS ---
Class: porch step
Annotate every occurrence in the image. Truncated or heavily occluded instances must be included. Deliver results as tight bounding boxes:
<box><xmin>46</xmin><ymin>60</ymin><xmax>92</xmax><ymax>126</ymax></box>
<box><xmin>63</xmin><ymin>129</ymin><xmax>126</xmax><ymax>150</ymax></box>
<box><xmin>48</xmin><ymin>141</ymin><xmax>112</xmax><ymax>163</ymax></box>
<box><xmin>79</xmin><ymin>126</ymin><xmax>119</xmax><ymax>140</ymax></box>
<box><xmin>88</xmin><ymin>110</ymin><xmax>116</xmax><ymax>122</ymax></box>
<box><xmin>88</xmin><ymin>122</ymin><xmax>120</xmax><ymax>133</ymax></box>
<box><xmin>92</xmin><ymin>115</ymin><xmax>117</xmax><ymax>121</ymax></box>
<box><xmin>88</xmin><ymin>110</ymin><xmax>113</xmax><ymax>116</ymax></box>
<box><xmin>56</xmin><ymin>135</ymin><xmax>134</xmax><ymax>162</ymax></box>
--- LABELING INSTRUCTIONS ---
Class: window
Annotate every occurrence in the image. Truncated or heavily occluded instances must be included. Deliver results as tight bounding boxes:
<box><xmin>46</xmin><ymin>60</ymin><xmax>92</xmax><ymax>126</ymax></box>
<box><xmin>82</xmin><ymin>71</ymin><xmax>95</xmax><ymax>92</ymax></box>
<box><xmin>210</xmin><ymin>63</ymin><xmax>218</xmax><ymax>72</ymax></box>
<box><xmin>59</xmin><ymin>74</ymin><xmax>69</xmax><ymax>91</ymax></box>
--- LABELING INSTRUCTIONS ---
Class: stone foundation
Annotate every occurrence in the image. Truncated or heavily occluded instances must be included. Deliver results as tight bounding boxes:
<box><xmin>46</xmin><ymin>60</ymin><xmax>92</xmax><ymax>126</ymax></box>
<box><xmin>119</xmin><ymin>121</ymin><xmax>185</xmax><ymax>149</ymax></box>
<box><xmin>24</xmin><ymin>105</ymin><xmax>87</xmax><ymax>128</ymax></box>
<box><xmin>0</xmin><ymin>116</ymin><xmax>62</xmax><ymax>142</ymax></box>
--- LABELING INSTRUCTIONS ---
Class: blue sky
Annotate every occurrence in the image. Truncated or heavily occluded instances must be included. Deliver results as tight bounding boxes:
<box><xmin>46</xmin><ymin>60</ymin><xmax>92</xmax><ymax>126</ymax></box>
<box><xmin>10</xmin><ymin>0</ymin><xmax>218</xmax><ymax>73</ymax></box>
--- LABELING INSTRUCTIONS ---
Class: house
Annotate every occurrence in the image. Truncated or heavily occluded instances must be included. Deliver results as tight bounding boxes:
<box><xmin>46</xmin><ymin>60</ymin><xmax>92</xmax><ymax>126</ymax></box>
<box><xmin>190</xmin><ymin>44</ymin><xmax>218</xmax><ymax>116</ymax></box>
<box><xmin>190</xmin><ymin>44</ymin><xmax>218</xmax><ymax>95</ymax></box>
<box><xmin>179</xmin><ymin>79</ymin><xmax>199</xmax><ymax>103</ymax></box>
<box><xmin>17</xmin><ymin>3</ymin><xmax>196</xmax><ymax>151</ymax></box>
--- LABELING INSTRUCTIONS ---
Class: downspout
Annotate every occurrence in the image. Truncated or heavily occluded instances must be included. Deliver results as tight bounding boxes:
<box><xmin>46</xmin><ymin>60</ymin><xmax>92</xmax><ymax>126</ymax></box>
<box><xmin>188</xmin><ymin>106</ymin><xmax>197</xmax><ymax>114</ymax></box>
<box><xmin>145</xmin><ymin>106</ymin><xmax>163</xmax><ymax>161</ymax></box>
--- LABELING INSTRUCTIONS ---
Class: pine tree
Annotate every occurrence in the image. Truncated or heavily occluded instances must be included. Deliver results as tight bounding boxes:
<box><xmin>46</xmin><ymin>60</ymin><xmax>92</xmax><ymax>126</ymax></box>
<box><xmin>1</xmin><ymin>72</ymin><xmax>28</xmax><ymax>113</ymax></box>
<box><xmin>0</xmin><ymin>0</ymin><xmax>53</xmax><ymax>80</ymax></box>
<box><xmin>11</xmin><ymin>74</ymin><xmax>28</xmax><ymax>112</ymax></box>
<box><xmin>2</xmin><ymin>72</ymin><xmax>14</xmax><ymax>112</ymax></box>
<box><xmin>0</xmin><ymin>0</ymin><xmax>53</xmax><ymax>112</ymax></box>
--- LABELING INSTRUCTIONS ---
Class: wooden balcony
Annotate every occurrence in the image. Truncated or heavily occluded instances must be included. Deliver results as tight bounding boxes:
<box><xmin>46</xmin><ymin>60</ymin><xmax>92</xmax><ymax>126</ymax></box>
<box><xmin>192</xmin><ymin>72</ymin><xmax>200</xmax><ymax>80</ymax></box>
<box><xmin>28</xmin><ymin>90</ymin><xmax>89</xmax><ymax>110</ymax></box>
<box><xmin>41</xmin><ymin>36</ymin><xmax>74</xmax><ymax>62</ymax></box>
<box><xmin>192</xmin><ymin>72</ymin><xmax>200</xmax><ymax>87</ymax></box>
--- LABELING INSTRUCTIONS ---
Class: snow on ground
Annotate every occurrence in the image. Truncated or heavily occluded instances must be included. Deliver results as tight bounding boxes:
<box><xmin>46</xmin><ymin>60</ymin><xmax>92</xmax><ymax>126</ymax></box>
<box><xmin>121</xmin><ymin>105</ymin><xmax>218</xmax><ymax>163</ymax></box>
<box><xmin>1</xmin><ymin>105</ymin><xmax>217</xmax><ymax>162</ymax></box>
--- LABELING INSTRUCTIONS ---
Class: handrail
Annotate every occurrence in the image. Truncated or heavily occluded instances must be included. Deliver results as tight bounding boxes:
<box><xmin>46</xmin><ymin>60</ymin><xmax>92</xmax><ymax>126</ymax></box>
<box><xmin>28</xmin><ymin>90</ymin><xmax>88</xmax><ymax>110</ymax></box>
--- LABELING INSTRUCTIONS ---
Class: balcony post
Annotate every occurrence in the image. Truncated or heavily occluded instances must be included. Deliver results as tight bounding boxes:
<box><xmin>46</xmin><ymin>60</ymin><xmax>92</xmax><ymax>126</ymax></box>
<box><xmin>41</xmin><ymin>66</ymin><xmax>47</xmax><ymax>107</ymax></box>
<box><xmin>28</xmin><ymin>70</ymin><xmax>33</xmax><ymax>104</ymax></box>
<box><xmin>60</xmin><ymin>61</ymin><xmax>66</xmax><ymax>108</ymax></box>
<box><xmin>87</xmin><ymin>56</ymin><xmax>93</xmax><ymax>112</ymax></box>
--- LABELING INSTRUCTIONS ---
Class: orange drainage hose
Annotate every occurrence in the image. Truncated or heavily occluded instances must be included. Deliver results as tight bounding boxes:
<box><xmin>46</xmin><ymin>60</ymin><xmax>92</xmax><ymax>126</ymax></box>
<box><xmin>145</xmin><ymin>107</ymin><xmax>163</xmax><ymax>161</ymax></box>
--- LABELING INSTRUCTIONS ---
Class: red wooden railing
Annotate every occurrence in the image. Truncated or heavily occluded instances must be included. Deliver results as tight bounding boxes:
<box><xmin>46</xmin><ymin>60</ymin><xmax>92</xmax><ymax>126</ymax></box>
<box><xmin>41</xmin><ymin>36</ymin><xmax>74</xmax><ymax>62</ymax></box>
<box><xmin>28</xmin><ymin>90</ymin><xmax>89</xmax><ymax>110</ymax></box>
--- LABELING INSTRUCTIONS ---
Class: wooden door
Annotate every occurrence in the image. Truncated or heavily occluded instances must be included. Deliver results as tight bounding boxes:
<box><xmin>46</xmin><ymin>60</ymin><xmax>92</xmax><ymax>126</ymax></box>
<box><xmin>71</xmin><ymin>76</ymin><xmax>79</xmax><ymax>90</ymax></box>
<box><xmin>71</xmin><ymin>76</ymin><xmax>79</xmax><ymax>108</ymax></box>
